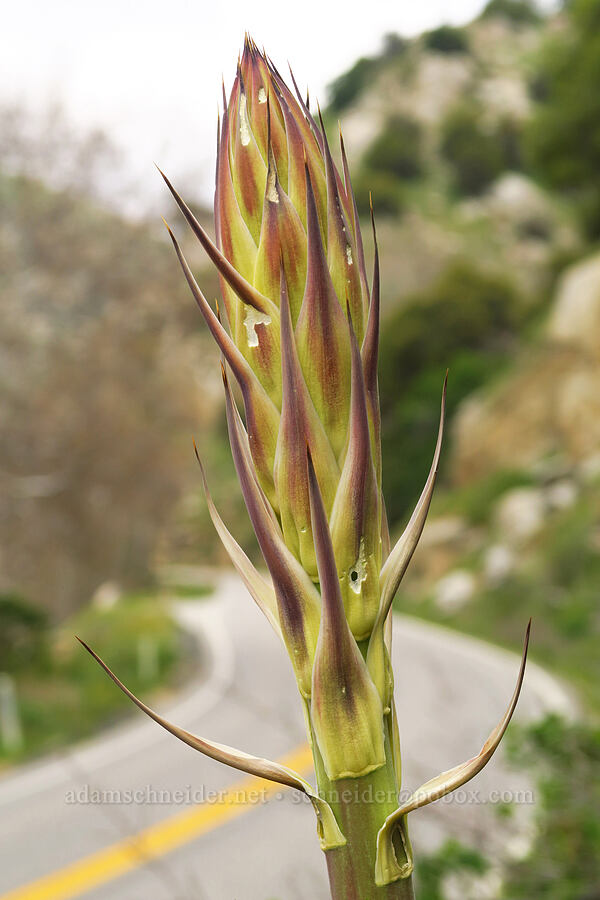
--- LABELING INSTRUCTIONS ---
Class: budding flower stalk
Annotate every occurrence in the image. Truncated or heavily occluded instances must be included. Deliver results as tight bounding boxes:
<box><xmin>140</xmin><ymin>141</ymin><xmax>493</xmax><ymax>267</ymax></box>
<box><xmin>81</xmin><ymin>36</ymin><xmax>530</xmax><ymax>899</ymax></box>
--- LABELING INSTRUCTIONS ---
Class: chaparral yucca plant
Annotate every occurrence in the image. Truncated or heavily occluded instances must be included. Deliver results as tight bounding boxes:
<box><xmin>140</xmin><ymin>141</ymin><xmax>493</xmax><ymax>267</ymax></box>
<box><xmin>80</xmin><ymin>37</ymin><xmax>530</xmax><ymax>899</ymax></box>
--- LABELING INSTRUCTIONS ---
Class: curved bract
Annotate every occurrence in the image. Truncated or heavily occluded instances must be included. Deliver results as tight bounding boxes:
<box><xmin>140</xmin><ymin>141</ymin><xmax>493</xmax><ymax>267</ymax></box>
<box><xmin>76</xmin><ymin>637</ymin><xmax>345</xmax><ymax>851</ymax></box>
<box><xmin>375</xmin><ymin>622</ymin><xmax>531</xmax><ymax>885</ymax></box>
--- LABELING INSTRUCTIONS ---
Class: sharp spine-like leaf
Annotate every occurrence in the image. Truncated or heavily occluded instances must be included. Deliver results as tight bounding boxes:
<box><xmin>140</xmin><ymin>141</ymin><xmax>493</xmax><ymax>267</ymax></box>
<box><xmin>164</xmin><ymin>221</ymin><xmax>280</xmax><ymax>507</ymax></box>
<box><xmin>77</xmin><ymin>638</ymin><xmax>345</xmax><ymax>851</ymax></box>
<box><xmin>193</xmin><ymin>441</ymin><xmax>281</xmax><ymax>638</ymax></box>
<box><xmin>340</xmin><ymin>128</ymin><xmax>369</xmax><ymax>317</ymax></box>
<box><xmin>223</xmin><ymin>364</ymin><xmax>321</xmax><ymax>697</ymax></box>
<box><xmin>379</xmin><ymin>372</ymin><xmax>447</xmax><ymax>611</ymax></box>
<box><xmin>307</xmin><ymin>450</ymin><xmax>386</xmax><ymax>781</ymax></box>
<box><xmin>329</xmin><ymin>308</ymin><xmax>381</xmax><ymax>640</ymax></box>
<box><xmin>273</xmin><ymin>263</ymin><xmax>339</xmax><ymax>577</ymax></box>
<box><xmin>159</xmin><ymin>166</ymin><xmax>276</xmax><ymax>320</ymax></box>
<box><xmin>361</xmin><ymin>206</ymin><xmax>382</xmax><ymax>486</ymax></box>
<box><xmin>368</xmin><ymin>373</ymin><xmax>447</xmax><ymax>701</ymax></box>
<box><xmin>375</xmin><ymin>620</ymin><xmax>531</xmax><ymax>885</ymax></box>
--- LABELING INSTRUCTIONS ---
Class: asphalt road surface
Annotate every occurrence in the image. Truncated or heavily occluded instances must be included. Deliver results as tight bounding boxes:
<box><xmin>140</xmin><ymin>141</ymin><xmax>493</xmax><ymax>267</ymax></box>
<box><xmin>0</xmin><ymin>571</ymin><xmax>573</xmax><ymax>900</ymax></box>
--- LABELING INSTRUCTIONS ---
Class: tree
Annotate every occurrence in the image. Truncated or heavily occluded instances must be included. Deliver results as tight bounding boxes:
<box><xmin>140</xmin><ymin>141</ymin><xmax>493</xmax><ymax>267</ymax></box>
<box><xmin>0</xmin><ymin>111</ymin><xmax>217</xmax><ymax>619</ymax></box>
<box><xmin>528</xmin><ymin>0</ymin><xmax>600</xmax><ymax>235</ymax></box>
<box><xmin>440</xmin><ymin>103</ymin><xmax>506</xmax><ymax>196</ymax></box>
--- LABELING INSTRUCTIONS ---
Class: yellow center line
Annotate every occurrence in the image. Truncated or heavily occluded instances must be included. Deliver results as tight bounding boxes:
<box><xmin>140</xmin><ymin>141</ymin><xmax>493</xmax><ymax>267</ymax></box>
<box><xmin>1</xmin><ymin>743</ymin><xmax>313</xmax><ymax>900</ymax></box>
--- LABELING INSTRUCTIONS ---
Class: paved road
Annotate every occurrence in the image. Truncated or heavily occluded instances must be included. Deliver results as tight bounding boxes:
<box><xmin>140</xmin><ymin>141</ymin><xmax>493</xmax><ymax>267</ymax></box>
<box><xmin>0</xmin><ymin>572</ymin><xmax>573</xmax><ymax>900</ymax></box>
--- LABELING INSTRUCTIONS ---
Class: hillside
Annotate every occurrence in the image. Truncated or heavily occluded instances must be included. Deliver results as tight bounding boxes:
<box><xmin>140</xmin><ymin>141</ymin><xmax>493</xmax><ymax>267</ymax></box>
<box><xmin>318</xmin><ymin>0</ymin><xmax>600</xmax><ymax>521</ymax></box>
<box><xmin>327</xmin><ymin>3</ymin><xmax>579</xmax><ymax>312</ymax></box>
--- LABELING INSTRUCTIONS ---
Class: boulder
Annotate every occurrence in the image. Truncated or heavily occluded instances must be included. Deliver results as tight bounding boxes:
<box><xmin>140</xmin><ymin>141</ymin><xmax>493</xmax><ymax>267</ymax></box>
<box><xmin>547</xmin><ymin>252</ymin><xmax>600</xmax><ymax>358</ymax></box>
<box><xmin>418</xmin><ymin>515</ymin><xmax>469</xmax><ymax>549</ymax></box>
<box><xmin>91</xmin><ymin>581</ymin><xmax>121</xmax><ymax>610</ymax></box>
<box><xmin>485</xmin><ymin>173</ymin><xmax>555</xmax><ymax>233</ymax></box>
<box><xmin>578</xmin><ymin>453</ymin><xmax>600</xmax><ymax>483</ymax></box>
<box><xmin>494</xmin><ymin>487</ymin><xmax>545</xmax><ymax>546</ymax></box>
<box><xmin>545</xmin><ymin>479</ymin><xmax>578</xmax><ymax>511</ymax></box>
<box><xmin>443</xmin><ymin>868</ymin><xmax>503</xmax><ymax>900</ymax></box>
<box><xmin>452</xmin><ymin>251</ymin><xmax>600</xmax><ymax>482</ymax></box>
<box><xmin>483</xmin><ymin>544</ymin><xmax>516</xmax><ymax>587</ymax></box>
<box><xmin>434</xmin><ymin>569</ymin><xmax>477</xmax><ymax>612</ymax></box>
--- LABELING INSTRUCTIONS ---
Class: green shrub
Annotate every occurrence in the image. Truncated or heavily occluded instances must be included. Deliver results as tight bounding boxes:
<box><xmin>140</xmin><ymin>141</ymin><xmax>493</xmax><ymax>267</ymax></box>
<box><xmin>503</xmin><ymin>716</ymin><xmax>600</xmax><ymax>899</ymax></box>
<box><xmin>327</xmin><ymin>57</ymin><xmax>378</xmax><ymax>114</ymax></box>
<box><xmin>416</xmin><ymin>839</ymin><xmax>488</xmax><ymax>899</ymax></box>
<box><xmin>440</xmin><ymin>103</ymin><xmax>505</xmax><ymax>195</ymax></box>
<box><xmin>528</xmin><ymin>70</ymin><xmax>550</xmax><ymax>103</ymax></box>
<box><xmin>3</xmin><ymin>592</ymin><xmax>185</xmax><ymax>761</ymax></box>
<box><xmin>363</xmin><ymin>114</ymin><xmax>424</xmax><ymax>181</ymax></box>
<box><xmin>433</xmin><ymin>468</ymin><xmax>536</xmax><ymax>525</ymax></box>
<box><xmin>497</xmin><ymin>116</ymin><xmax>524</xmax><ymax>171</ymax></box>
<box><xmin>380</xmin><ymin>260</ymin><xmax>520</xmax><ymax>391</ymax></box>
<box><xmin>527</xmin><ymin>0</ymin><xmax>600</xmax><ymax>236</ymax></box>
<box><xmin>543</xmin><ymin>497</ymin><xmax>600</xmax><ymax>589</ymax></box>
<box><xmin>0</xmin><ymin>594</ymin><xmax>48</xmax><ymax>671</ymax></box>
<box><xmin>480</xmin><ymin>0</ymin><xmax>543</xmax><ymax>25</ymax></box>
<box><xmin>423</xmin><ymin>25</ymin><xmax>470</xmax><ymax>55</ymax></box>
<box><xmin>352</xmin><ymin>169</ymin><xmax>405</xmax><ymax>218</ymax></box>
<box><xmin>326</xmin><ymin>34</ymin><xmax>409</xmax><ymax>114</ymax></box>
<box><xmin>379</xmin><ymin>261</ymin><xmax>521</xmax><ymax>524</ymax></box>
<box><xmin>381</xmin><ymin>33</ymin><xmax>409</xmax><ymax>60</ymax></box>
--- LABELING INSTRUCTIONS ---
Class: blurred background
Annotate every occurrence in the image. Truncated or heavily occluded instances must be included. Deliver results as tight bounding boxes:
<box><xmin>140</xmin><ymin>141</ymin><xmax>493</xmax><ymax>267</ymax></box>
<box><xmin>1</xmin><ymin>0</ymin><xmax>599</xmax><ymax>897</ymax></box>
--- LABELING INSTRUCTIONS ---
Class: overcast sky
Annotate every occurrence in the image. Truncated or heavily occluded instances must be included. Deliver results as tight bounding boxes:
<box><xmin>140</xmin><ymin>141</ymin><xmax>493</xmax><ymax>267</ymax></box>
<box><xmin>2</xmin><ymin>0</ymin><xmax>500</xmax><ymax>209</ymax></box>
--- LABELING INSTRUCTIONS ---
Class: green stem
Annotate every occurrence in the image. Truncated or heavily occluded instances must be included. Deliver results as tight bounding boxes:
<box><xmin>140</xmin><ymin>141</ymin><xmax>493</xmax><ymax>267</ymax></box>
<box><xmin>311</xmin><ymin>712</ymin><xmax>415</xmax><ymax>900</ymax></box>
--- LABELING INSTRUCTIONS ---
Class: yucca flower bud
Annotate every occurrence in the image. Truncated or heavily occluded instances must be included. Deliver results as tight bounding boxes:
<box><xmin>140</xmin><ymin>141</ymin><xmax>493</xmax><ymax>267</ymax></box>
<box><xmin>82</xmin><ymin>37</ymin><xmax>531</xmax><ymax>899</ymax></box>
<box><xmin>161</xmin><ymin>37</ymin><xmax>384</xmax><ymax>645</ymax></box>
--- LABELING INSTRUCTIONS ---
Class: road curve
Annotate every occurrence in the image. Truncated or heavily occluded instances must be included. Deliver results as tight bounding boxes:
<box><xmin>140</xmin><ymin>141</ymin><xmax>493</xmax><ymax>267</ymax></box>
<box><xmin>0</xmin><ymin>571</ymin><xmax>573</xmax><ymax>900</ymax></box>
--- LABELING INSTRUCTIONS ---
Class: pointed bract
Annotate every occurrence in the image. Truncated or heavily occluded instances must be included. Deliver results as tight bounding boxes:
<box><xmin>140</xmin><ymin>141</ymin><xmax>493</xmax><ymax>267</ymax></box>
<box><xmin>164</xmin><ymin>222</ymin><xmax>280</xmax><ymax>507</ymax></box>
<box><xmin>379</xmin><ymin>373</ymin><xmax>447</xmax><ymax>610</ymax></box>
<box><xmin>361</xmin><ymin>207</ymin><xmax>383</xmax><ymax>486</ymax></box>
<box><xmin>329</xmin><ymin>310</ymin><xmax>381</xmax><ymax>640</ymax></box>
<box><xmin>193</xmin><ymin>442</ymin><xmax>280</xmax><ymax>638</ymax></box>
<box><xmin>253</xmin><ymin>123</ymin><xmax>307</xmax><ymax>323</ymax></box>
<box><xmin>223</xmin><ymin>365</ymin><xmax>321</xmax><ymax>696</ymax></box>
<box><xmin>78</xmin><ymin>638</ymin><xmax>345</xmax><ymax>850</ymax></box>
<box><xmin>340</xmin><ymin>129</ymin><xmax>370</xmax><ymax>319</ymax></box>
<box><xmin>231</xmin><ymin>75</ymin><xmax>268</xmax><ymax>242</ymax></box>
<box><xmin>273</xmin><ymin>266</ymin><xmax>339</xmax><ymax>577</ymax></box>
<box><xmin>307</xmin><ymin>451</ymin><xmax>386</xmax><ymax>780</ymax></box>
<box><xmin>294</xmin><ymin>166</ymin><xmax>351</xmax><ymax>458</ymax></box>
<box><xmin>375</xmin><ymin>621</ymin><xmax>531</xmax><ymax>885</ymax></box>
<box><xmin>319</xmin><ymin>111</ymin><xmax>364</xmax><ymax>341</ymax></box>
<box><xmin>368</xmin><ymin>374</ymin><xmax>447</xmax><ymax>701</ymax></box>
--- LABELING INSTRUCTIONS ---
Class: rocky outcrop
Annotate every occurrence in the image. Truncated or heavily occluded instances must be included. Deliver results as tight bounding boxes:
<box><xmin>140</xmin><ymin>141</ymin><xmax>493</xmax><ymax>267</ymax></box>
<box><xmin>547</xmin><ymin>252</ymin><xmax>600</xmax><ymax>357</ymax></box>
<box><xmin>452</xmin><ymin>251</ymin><xmax>600</xmax><ymax>482</ymax></box>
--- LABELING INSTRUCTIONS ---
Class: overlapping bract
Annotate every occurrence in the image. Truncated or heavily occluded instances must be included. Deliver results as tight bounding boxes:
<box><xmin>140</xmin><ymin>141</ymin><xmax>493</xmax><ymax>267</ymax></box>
<box><xmin>163</xmin><ymin>46</ymin><xmax>386</xmax><ymax>614</ymax></box>
<box><xmin>158</xmin><ymin>38</ymin><xmax>449</xmax><ymax>780</ymax></box>
<box><xmin>160</xmin><ymin>39</ymin><xmax>400</xmax><ymax>779</ymax></box>
<box><xmin>213</xmin><ymin>40</ymin><xmax>377</xmax><ymax>593</ymax></box>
